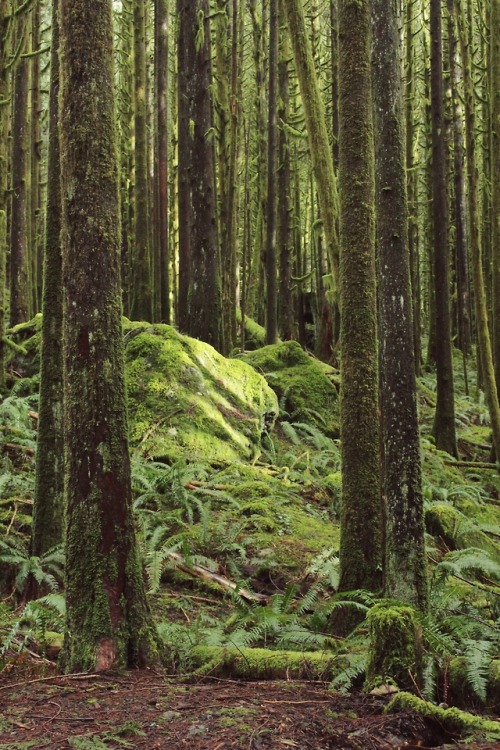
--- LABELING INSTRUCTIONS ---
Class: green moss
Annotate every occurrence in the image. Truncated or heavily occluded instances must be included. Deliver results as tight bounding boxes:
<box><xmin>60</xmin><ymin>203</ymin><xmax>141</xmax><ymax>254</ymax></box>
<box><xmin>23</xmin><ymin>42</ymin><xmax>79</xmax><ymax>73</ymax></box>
<box><xmin>425</xmin><ymin>503</ymin><xmax>500</xmax><ymax>561</ymax></box>
<box><xmin>365</xmin><ymin>603</ymin><xmax>422</xmax><ymax>691</ymax></box>
<box><xmin>189</xmin><ymin>645</ymin><xmax>341</xmax><ymax>679</ymax></box>
<box><xmin>241</xmin><ymin>341</ymin><xmax>339</xmax><ymax>435</ymax></box>
<box><xmin>449</xmin><ymin>657</ymin><xmax>500</xmax><ymax>709</ymax></box>
<box><xmin>385</xmin><ymin>692</ymin><xmax>500</xmax><ymax>736</ymax></box>
<box><xmin>123</xmin><ymin>321</ymin><xmax>278</xmax><ymax>464</ymax></box>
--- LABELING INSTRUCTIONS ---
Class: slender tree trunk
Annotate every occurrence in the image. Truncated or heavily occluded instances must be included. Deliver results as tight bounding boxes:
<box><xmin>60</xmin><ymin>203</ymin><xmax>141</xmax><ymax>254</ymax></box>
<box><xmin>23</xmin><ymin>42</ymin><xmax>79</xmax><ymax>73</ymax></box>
<box><xmin>155</xmin><ymin>0</ymin><xmax>170</xmax><ymax>323</ymax></box>
<box><xmin>336</xmin><ymin>0</ymin><xmax>382</xmax><ymax>613</ymax></box>
<box><xmin>430</xmin><ymin>0</ymin><xmax>457</xmax><ymax>457</ymax></box>
<box><xmin>491</xmin><ymin>0</ymin><xmax>500</xmax><ymax>400</ymax></box>
<box><xmin>455</xmin><ymin>0</ymin><xmax>500</xmax><ymax>458</ymax></box>
<box><xmin>265</xmin><ymin>0</ymin><xmax>278</xmax><ymax>344</ymax></box>
<box><xmin>118</xmin><ymin>0</ymin><xmax>134</xmax><ymax>316</ymax></box>
<box><xmin>372</xmin><ymin>0</ymin><xmax>428</xmax><ymax>611</ymax></box>
<box><xmin>30</xmin><ymin>0</ymin><xmax>41</xmax><ymax>313</ymax></box>
<box><xmin>31</xmin><ymin>0</ymin><xmax>64</xmax><ymax>560</ymax></box>
<box><xmin>177</xmin><ymin>0</ymin><xmax>190</xmax><ymax>330</ymax></box>
<box><xmin>283</xmin><ymin>0</ymin><xmax>339</xmax><ymax>294</ymax></box>
<box><xmin>59</xmin><ymin>0</ymin><xmax>159</xmax><ymax>672</ymax></box>
<box><xmin>130</xmin><ymin>0</ymin><xmax>152</xmax><ymax>321</ymax></box>
<box><xmin>10</xmin><ymin>2</ymin><xmax>31</xmax><ymax>326</ymax></box>
<box><xmin>447</xmin><ymin>1</ymin><xmax>471</xmax><ymax>358</ymax></box>
<box><xmin>278</xmin><ymin>10</ymin><xmax>293</xmax><ymax>341</ymax></box>
<box><xmin>0</xmin><ymin>0</ymin><xmax>9</xmax><ymax>389</ymax></box>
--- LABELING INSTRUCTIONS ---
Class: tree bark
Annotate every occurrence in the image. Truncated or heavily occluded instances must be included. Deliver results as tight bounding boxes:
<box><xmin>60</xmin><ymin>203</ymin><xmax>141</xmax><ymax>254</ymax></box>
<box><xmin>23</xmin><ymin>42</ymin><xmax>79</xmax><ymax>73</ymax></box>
<box><xmin>336</xmin><ymin>0</ymin><xmax>382</xmax><ymax>611</ymax></box>
<box><xmin>32</xmin><ymin>0</ymin><xmax>64</xmax><ymax>560</ymax></box>
<box><xmin>59</xmin><ymin>0</ymin><xmax>159</xmax><ymax>671</ymax></box>
<box><xmin>265</xmin><ymin>0</ymin><xmax>279</xmax><ymax>345</ymax></box>
<box><xmin>430</xmin><ymin>0</ymin><xmax>457</xmax><ymax>457</ymax></box>
<box><xmin>372</xmin><ymin>0</ymin><xmax>428</xmax><ymax>611</ymax></box>
<box><xmin>0</xmin><ymin>0</ymin><xmax>9</xmax><ymax>389</ymax></box>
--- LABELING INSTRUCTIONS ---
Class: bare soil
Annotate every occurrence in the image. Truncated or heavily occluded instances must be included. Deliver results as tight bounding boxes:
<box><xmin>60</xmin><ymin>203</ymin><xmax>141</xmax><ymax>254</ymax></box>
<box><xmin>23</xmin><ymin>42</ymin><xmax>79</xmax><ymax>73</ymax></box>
<box><xmin>1</xmin><ymin>667</ymin><xmax>499</xmax><ymax>750</ymax></box>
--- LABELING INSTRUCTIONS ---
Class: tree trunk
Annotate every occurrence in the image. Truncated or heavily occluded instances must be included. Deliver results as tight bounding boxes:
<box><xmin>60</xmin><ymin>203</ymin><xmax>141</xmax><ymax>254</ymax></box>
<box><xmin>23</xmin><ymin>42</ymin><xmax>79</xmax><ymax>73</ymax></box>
<box><xmin>265</xmin><ymin>0</ymin><xmax>279</xmax><ymax>345</ymax></box>
<box><xmin>179</xmin><ymin>0</ymin><xmax>222</xmax><ymax>350</ymax></box>
<box><xmin>454</xmin><ymin>0</ymin><xmax>500</xmax><ymax>459</ymax></box>
<box><xmin>10</xmin><ymin>3</ymin><xmax>31</xmax><ymax>326</ymax></box>
<box><xmin>336</xmin><ymin>0</ymin><xmax>382</xmax><ymax>613</ymax></box>
<box><xmin>31</xmin><ymin>0</ymin><xmax>64</xmax><ymax>560</ymax></box>
<box><xmin>278</xmin><ymin>11</ymin><xmax>293</xmax><ymax>341</ymax></box>
<box><xmin>155</xmin><ymin>0</ymin><xmax>170</xmax><ymax>324</ymax></box>
<box><xmin>59</xmin><ymin>0</ymin><xmax>159</xmax><ymax>672</ymax></box>
<box><xmin>0</xmin><ymin>0</ymin><xmax>9</xmax><ymax>389</ymax></box>
<box><xmin>283</xmin><ymin>0</ymin><xmax>339</xmax><ymax>295</ymax></box>
<box><xmin>30</xmin><ymin>0</ymin><xmax>42</xmax><ymax>314</ymax></box>
<box><xmin>430</xmin><ymin>0</ymin><xmax>457</xmax><ymax>457</ymax></box>
<box><xmin>372</xmin><ymin>0</ymin><xmax>428</xmax><ymax>611</ymax></box>
<box><xmin>130</xmin><ymin>0</ymin><xmax>153</xmax><ymax>322</ymax></box>
<box><xmin>491</xmin><ymin>0</ymin><xmax>500</xmax><ymax>402</ymax></box>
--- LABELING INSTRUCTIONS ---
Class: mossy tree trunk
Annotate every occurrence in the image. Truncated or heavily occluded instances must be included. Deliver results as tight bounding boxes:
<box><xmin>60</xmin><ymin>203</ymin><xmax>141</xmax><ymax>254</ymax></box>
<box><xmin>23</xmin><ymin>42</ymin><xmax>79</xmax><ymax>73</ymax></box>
<box><xmin>430</xmin><ymin>0</ymin><xmax>457</xmax><ymax>457</ymax></box>
<box><xmin>336</xmin><ymin>0</ymin><xmax>382</xmax><ymax>616</ymax></box>
<box><xmin>176</xmin><ymin>0</ymin><xmax>190</xmax><ymax>331</ymax></box>
<box><xmin>265</xmin><ymin>0</ymin><xmax>278</xmax><ymax>345</ymax></box>
<box><xmin>178</xmin><ymin>0</ymin><xmax>222</xmax><ymax>350</ymax></box>
<box><xmin>31</xmin><ymin>0</ymin><xmax>64</xmax><ymax>560</ymax></box>
<box><xmin>154</xmin><ymin>0</ymin><xmax>170</xmax><ymax>324</ymax></box>
<box><xmin>130</xmin><ymin>0</ymin><xmax>153</xmax><ymax>322</ymax></box>
<box><xmin>454</xmin><ymin>0</ymin><xmax>500</xmax><ymax>460</ymax></box>
<box><xmin>447</xmin><ymin>1</ymin><xmax>471</xmax><ymax>359</ymax></box>
<box><xmin>59</xmin><ymin>0</ymin><xmax>159</xmax><ymax>672</ymax></box>
<box><xmin>277</xmin><ymin>9</ymin><xmax>293</xmax><ymax>341</ymax></box>
<box><xmin>0</xmin><ymin>0</ymin><xmax>9</xmax><ymax>389</ymax></box>
<box><xmin>30</xmin><ymin>0</ymin><xmax>41</xmax><ymax>314</ymax></box>
<box><xmin>10</xmin><ymin>1</ymin><xmax>31</xmax><ymax>326</ymax></box>
<box><xmin>283</xmin><ymin>0</ymin><xmax>339</xmax><ymax>294</ymax></box>
<box><xmin>372</xmin><ymin>0</ymin><xmax>428</xmax><ymax>611</ymax></box>
<box><xmin>491</xmin><ymin>0</ymin><xmax>500</xmax><ymax>413</ymax></box>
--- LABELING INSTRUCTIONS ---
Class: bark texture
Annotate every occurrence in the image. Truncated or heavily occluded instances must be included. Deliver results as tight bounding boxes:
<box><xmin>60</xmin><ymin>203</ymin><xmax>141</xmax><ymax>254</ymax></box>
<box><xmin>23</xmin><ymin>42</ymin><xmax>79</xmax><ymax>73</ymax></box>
<box><xmin>430</xmin><ymin>0</ymin><xmax>457</xmax><ymax>457</ymax></box>
<box><xmin>337</xmin><ymin>0</ymin><xmax>382</xmax><ymax>606</ymax></box>
<box><xmin>59</xmin><ymin>0</ymin><xmax>159</xmax><ymax>671</ymax></box>
<box><xmin>372</xmin><ymin>0</ymin><xmax>428</xmax><ymax>611</ymax></box>
<box><xmin>0</xmin><ymin>0</ymin><xmax>9</xmax><ymax>389</ymax></box>
<box><xmin>32</xmin><ymin>0</ymin><xmax>64</xmax><ymax>558</ymax></box>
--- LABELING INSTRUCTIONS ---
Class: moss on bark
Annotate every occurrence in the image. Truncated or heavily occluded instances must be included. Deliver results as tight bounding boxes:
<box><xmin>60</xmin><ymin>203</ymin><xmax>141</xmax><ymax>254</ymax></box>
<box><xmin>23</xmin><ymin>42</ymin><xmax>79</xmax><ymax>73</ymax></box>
<box><xmin>59</xmin><ymin>0</ymin><xmax>159</xmax><ymax>672</ymax></box>
<box><xmin>365</xmin><ymin>603</ymin><xmax>422</xmax><ymax>691</ymax></box>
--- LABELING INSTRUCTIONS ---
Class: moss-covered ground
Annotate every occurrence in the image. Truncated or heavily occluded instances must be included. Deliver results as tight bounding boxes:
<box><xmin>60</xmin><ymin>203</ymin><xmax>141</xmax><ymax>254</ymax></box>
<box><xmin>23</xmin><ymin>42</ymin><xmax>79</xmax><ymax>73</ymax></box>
<box><xmin>1</xmin><ymin>323</ymin><xmax>499</xmax><ymax>734</ymax></box>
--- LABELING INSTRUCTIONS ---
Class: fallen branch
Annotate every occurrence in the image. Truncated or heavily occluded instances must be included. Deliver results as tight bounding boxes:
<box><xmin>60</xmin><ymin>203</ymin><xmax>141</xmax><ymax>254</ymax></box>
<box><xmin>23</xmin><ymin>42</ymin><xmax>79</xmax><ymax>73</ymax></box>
<box><xmin>167</xmin><ymin>551</ymin><xmax>268</xmax><ymax>604</ymax></box>
<box><xmin>444</xmin><ymin>460</ymin><xmax>497</xmax><ymax>470</ymax></box>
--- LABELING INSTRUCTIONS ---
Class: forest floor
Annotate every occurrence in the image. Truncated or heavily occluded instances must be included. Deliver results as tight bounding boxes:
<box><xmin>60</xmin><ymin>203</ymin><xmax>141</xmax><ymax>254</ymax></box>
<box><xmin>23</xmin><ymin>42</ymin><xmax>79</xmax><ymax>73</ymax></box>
<box><xmin>0</xmin><ymin>668</ymin><xmax>498</xmax><ymax>750</ymax></box>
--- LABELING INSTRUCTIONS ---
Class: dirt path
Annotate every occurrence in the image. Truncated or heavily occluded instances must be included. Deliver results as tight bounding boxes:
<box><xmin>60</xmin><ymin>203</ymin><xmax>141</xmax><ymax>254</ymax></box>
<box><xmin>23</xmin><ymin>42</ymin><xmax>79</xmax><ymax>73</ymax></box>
<box><xmin>0</xmin><ymin>670</ymin><xmax>497</xmax><ymax>749</ymax></box>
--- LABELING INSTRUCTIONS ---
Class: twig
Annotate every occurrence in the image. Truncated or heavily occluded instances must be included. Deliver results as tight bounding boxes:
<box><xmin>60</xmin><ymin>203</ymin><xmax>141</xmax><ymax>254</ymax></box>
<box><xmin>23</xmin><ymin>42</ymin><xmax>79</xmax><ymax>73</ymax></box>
<box><xmin>444</xmin><ymin>460</ymin><xmax>497</xmax><ymax>470</ymax></box>
<box><xmin>0</xmin><ymin>673</ymin><xmax>100</xmax><ymax>691</ymax></box>
<box><xmin>407</xmin><ymin>669</ymin><xmax>425</xmax><ymax>701</ymax></box>
<box><xmin>5</xmin><ymin>502</ymin><xmax>17</xmax><ymax>537</ymax></box>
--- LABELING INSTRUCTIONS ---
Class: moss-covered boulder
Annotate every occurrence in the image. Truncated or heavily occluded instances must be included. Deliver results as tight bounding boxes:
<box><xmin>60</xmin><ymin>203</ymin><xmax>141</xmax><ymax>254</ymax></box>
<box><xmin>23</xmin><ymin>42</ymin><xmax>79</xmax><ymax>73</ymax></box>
<box><xmin>425</xmin><ymin>503</ymin><xmax>500</xmax><ymax>562</ymax></box>
<box><xmin>124</xmin><ymin>322</ymin><xmax>278</xmax><ymax>464</ymax></box>
<box><xmin>240</xmin><ymin>341</ymin><xmax>339</xmax><ymax>435</ymax></box>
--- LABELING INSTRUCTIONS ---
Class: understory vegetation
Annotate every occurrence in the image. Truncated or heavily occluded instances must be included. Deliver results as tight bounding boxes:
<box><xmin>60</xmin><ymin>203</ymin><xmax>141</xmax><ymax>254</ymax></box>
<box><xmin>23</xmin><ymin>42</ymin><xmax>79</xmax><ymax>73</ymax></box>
<box><xmin>1</xmin><ymin>320</ymin><xmax>499</xmax><ymax>719</ymax></box>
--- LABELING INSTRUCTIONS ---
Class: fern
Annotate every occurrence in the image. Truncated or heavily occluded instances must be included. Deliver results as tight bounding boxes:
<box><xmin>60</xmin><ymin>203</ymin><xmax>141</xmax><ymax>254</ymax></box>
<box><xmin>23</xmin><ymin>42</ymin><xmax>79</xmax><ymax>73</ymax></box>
<box><xmin>0</xmin><ymin>540</ymin><xmax>64</xmax><ymax>595</ymax></box>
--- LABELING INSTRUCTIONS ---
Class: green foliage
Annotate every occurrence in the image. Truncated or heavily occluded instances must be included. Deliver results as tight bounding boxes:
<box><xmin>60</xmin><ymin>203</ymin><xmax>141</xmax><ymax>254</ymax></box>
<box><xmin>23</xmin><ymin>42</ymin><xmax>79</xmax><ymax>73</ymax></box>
<box><xmin>0</xmin><ymin>538</ymin><xmax>64</xmax><ymax>596</ymax></box>
<box><xmin>1</xmin><ymin>593</ymin><xmax>65</xmax><ymax>659</ymax></box>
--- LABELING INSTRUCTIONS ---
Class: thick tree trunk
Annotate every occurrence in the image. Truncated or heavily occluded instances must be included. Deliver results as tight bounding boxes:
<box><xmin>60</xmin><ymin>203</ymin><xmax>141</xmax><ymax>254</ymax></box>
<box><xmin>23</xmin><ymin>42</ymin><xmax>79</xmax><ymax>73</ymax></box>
<box><xmin>59</xmin><ymin>0</ymin><xmax>159</xmax><ymax>672</ymax></box>
<box><xmin>336</xmin><ymin>0</ymin><xmax>382</xmax><ymax>612</ymax></box>
<box><xmin>10</xmin><ymin>3</ymin><xmax>31</xmax><ymax>326</ymax></box>
<box><xmin>32</xmin><ymin>0</ymin><xmax>64</xmax><ymax>559</ymax></box>
<box><xmin>372</xmin><ymin>0</ymin><xmax>428</xmax><ymax>611</ymax></box>
<box><xmin>430</xmin><ymin>0</ymin><xmax>457</xmax><ymax>457</ymax></box>
<box><xmin>178</xmin><ymin>0</ymin><xmax>222</xmax><ymax>349</ymax></box>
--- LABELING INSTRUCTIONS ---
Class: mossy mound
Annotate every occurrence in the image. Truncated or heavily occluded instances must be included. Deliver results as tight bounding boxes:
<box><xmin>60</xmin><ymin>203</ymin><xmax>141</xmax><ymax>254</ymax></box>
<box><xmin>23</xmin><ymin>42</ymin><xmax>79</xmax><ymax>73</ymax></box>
<box><xmin>124</xmin><ymin>321</ymin><xmax>278</xmax><ymax>464</ymax></box>
<box><xmin>449</xmin><ymin>657</ymin><xmax>500</xmax><ymax>710</ymax></box>
<box><xmin>425</xmin><ymin>503</ymin><xmax>500</xmax><ymax>562</ymax></box>
<box><xmin>240</xmin><ymin>341</ymin><xmax>339</xmax><ymax>435</ymax></box>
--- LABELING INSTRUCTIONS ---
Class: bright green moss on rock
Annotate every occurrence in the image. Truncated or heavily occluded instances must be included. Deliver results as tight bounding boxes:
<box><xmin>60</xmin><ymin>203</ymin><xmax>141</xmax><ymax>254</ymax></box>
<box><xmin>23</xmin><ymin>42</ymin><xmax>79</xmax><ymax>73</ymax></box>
<box><xmin>123</xmin><ymin>321</ymin><xmax>278</xmax><ymax>464</ymax></box>
<box><xmin>240</xmin><ymin>341</ymin><xmax>339</xmax><ymax>435</ymax></box>
<box><xmin>425</xmin><ymin>503</ymin><xmax>500</xmax><ymax>561</ymax></box>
